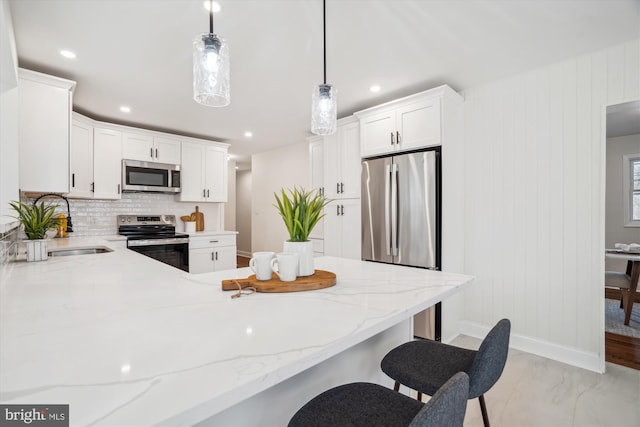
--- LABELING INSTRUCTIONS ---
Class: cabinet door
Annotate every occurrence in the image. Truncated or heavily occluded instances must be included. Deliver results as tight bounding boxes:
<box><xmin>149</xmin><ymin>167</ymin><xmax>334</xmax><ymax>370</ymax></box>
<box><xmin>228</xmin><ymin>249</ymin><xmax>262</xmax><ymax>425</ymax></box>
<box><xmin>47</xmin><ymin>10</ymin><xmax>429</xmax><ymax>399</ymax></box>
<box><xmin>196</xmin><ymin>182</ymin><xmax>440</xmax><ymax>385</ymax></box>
<box><xmin>213</xmin><ymin>245</ymin><xmax>237</xmax><ymax>271</ymax></box>
<box><xmin>396</xmin><ymin>99</ymin><xmax>441</xmax><ymax>151</ymax></box>
<box><xmin>93</xmin><ymin>128</ymin><xmax>122</xmax><ymax>199</ymax></box>
<box><xmin>340</xmin><ymin>198</ymin><xmax>362</xmax><ymax>260</ymax></box>
<box><xmin>122</xmin><ymin>132</ymin><xmax>154</xmax><ymax>161</ymax></box>
<box><xmin>180</xmin><ymin>142</ymin><xmax>206</xmax><ymax>202</ymax></box>
<box><xmin>323</xmin><ymin>133</ymin><xmax>340</xmax><ymax>199</ymax></box>
<box><xmin>189</xmin><ymin>247</ymin><xmax>215</xmax><ymax>274</ymax></box>
<box><xmin>69</xmin><ymin>120</ymin><xmax>94</xmax><ymax>198</ymax></box>
<box><xmin>309</xmin><ymin>137</ymin><xmax>324</xmax><ymax>194</ymax></box>
<box><xmin>338</xmin><ymin>122</ymin><xmax>361</xmax><ymax>199</ymax></box>
<box><xmin>205</xmin><ymin>147</ymin><xmax>227</xmax><ymax>202</ymax></box>
<box><xmin>154</xmin><ymin>137</ymin><xmax>181</xmax><ymax>164</ymax></box>
<box><xmin>360</xmin><ymin>110</ymin><xmax>396</xmax><ymax>158</ymax></box>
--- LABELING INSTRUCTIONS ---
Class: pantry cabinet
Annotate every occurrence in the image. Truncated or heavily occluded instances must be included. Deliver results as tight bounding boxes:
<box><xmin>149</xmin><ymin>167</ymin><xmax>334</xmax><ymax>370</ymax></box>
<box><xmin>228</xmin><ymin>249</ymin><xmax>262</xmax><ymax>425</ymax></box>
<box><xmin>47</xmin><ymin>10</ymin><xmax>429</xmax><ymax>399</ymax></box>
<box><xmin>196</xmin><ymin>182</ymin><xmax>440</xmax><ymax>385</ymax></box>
<box><xmin>356</xmin><ymin>88</ymin><xmax>445</xmax><ymax>158</ymax></box>
<box><xmin>180</xmin><ymin>141</ymin><xmax>228</xmax><ymax>203</ymax></box>
<box><xmin>18</xmin><ymin>68</ymin><xmax>75</xmax><ymax>193</ymax></box>
<box><xmin>123</xmin><ymin>132</ymin><xmax>181</xmax><ymax>164</ymax></box>
<box><xmin>323</xmin><ymin>117</ymin><xmax>360</xmax><ymax>199</ymax></box>
<box><xmin>323</xmin><ymin>199</ymin><xmax>361</xmax><ymax>260</ymax></box>
<box><xmin>189</xmin><ymin>234</ymin><xmax>237</xmax><ymax>273</ymax></box>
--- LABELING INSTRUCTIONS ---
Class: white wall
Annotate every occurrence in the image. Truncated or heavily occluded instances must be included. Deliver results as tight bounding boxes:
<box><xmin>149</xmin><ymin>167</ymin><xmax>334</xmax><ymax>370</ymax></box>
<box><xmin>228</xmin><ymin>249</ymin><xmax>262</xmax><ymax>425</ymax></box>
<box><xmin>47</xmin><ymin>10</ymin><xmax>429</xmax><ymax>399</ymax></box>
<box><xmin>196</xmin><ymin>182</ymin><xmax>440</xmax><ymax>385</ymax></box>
<box><xmin>251</xmin><ymin>142</ymin><xmax>310</xmax><ymax>253</ymax></box>
<box><xmin>224</xmin><ymin>159</ymin><xmax>236</xmax><ymax>231</ymax></box>
<box><xmin>236</xmin><ymin>170</ymin><xmax>252</xmax><ymax>256</ymax></box>
<box><xmin>605</xmin><ymin>133</ymin><xmax>640</xmax><ymax>271</ymax></box>
<box><xmin>461</xmin><ymin>39</ymin><xmax>639</xmax><ymax>373</ymax></box>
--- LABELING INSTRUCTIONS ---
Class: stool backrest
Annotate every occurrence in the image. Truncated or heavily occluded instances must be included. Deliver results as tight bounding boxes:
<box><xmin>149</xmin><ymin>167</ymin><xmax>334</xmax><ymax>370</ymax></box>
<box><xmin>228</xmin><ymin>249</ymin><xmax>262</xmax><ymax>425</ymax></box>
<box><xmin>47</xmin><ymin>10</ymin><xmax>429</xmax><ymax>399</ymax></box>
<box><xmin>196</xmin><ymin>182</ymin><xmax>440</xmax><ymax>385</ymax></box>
<box><xmin>468</xmin><ymin>318</ymin><xmax>511</xmax><ymax>398</ymax></box>
<box><xmin>409</xmin><ymin>372</ymin><xmax>469</xmax><ymax>427</ymax></box>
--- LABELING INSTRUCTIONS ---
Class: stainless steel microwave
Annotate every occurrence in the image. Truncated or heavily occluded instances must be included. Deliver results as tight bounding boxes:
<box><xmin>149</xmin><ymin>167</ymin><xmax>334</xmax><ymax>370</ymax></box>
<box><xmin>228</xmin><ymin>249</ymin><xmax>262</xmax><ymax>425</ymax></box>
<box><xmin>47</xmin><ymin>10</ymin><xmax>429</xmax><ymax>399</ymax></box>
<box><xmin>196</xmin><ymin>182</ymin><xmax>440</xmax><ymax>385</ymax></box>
<box><xmin>122</xmin><ymin>159</ymin><xmax>181</xmax><ymax>193</ymax></box>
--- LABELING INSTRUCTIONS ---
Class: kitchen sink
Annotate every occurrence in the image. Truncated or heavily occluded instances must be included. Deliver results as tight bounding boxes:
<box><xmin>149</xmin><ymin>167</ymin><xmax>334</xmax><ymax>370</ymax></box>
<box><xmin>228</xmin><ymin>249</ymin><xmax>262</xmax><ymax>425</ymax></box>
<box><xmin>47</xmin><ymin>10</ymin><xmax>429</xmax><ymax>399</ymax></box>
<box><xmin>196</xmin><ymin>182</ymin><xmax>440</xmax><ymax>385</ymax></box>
<box><xmin>48</xmin><ymin>246</ymin><xmax>113</xmax><ymax>257</ymax></box>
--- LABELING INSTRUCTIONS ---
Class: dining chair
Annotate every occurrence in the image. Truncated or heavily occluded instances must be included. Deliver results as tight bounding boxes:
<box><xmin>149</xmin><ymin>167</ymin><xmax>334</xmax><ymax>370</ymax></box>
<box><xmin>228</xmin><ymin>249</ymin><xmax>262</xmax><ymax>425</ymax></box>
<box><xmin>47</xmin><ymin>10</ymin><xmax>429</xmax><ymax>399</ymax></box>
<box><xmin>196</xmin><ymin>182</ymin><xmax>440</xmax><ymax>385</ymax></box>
<box><xmin>288</xmin><ymin>372</ymin><xmax>469</xmax><ymax>427</ymax></box>
<box><xmin>381</xmin><ymin>318</ymin><xmax>510</xmax><ymax>427</ymax></box>
<box><xmin>605</xmin><ymin>266</ymin><xmax>636</xmax><ymax>325</ymax></box>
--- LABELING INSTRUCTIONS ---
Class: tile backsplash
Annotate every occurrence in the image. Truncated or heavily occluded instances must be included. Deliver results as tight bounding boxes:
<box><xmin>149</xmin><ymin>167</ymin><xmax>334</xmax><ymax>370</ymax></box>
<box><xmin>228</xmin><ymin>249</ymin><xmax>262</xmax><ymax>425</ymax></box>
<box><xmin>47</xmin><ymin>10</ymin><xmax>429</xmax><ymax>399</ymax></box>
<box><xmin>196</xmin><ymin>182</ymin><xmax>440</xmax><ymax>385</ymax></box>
<box><xmin>22</xmin><ymin>193</ymin><xmax>222</xmax><ymax>236</ymax></box>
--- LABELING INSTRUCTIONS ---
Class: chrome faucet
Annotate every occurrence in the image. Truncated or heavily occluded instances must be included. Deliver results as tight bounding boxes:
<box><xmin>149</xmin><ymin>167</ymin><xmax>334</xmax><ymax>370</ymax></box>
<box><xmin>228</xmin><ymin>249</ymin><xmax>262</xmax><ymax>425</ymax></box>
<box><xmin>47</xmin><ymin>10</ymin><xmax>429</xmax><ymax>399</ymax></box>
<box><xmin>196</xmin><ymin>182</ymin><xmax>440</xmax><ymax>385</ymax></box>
<box><xmin>32</xmin><ymin>193</ymin><xmax>73</xmax><ymax>233</ymax></box>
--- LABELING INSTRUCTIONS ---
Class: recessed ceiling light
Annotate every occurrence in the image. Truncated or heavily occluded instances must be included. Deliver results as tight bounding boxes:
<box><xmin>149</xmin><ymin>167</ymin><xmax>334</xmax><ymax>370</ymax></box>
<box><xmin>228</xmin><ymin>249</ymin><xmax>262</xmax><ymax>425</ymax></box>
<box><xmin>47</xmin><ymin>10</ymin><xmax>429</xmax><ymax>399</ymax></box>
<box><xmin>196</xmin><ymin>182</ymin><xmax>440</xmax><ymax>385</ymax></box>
<box><xmin>203</xmin><ymin>1</ymin><xmax>221</xmax><ymax>12</ymax></box>
<box><xmin>119</xmin><ymin>106</ymin><xmax>131</xmax><ymax>113</ymax></box>
<box><xmin>244</xmin><ymin>131</ymin><xmax>253</xmax><ymax>138</ymax></box>
<box><xmin>370</xmin><ymin>85</ymin><xmax>381</xmax><ymax>93</ymax></box>
<box><xmin>60</xmin><ymin>50</ymin><xmax>76</xmax><ymax>59</ymax></box>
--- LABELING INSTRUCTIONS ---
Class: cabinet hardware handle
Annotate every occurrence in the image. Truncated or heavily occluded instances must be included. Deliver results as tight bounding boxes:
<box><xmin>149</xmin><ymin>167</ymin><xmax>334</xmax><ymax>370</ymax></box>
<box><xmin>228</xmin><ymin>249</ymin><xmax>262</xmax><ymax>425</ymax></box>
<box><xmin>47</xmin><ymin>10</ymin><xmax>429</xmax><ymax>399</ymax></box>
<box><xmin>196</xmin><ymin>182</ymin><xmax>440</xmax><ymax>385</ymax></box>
<box><xmin>91</xmin><ymin>182</ymin><xmax>95</xmax><ymax>192</ymax></box>
<box><xmin>118</xmin><ymin>184</ymin><xmax>121</xmax><ymax>194</ymax></box>
<box><xmin>340</xmin><ymin>182</ymin><xmax>344</xmax><ymax>193</ymax></box>
<box><xmin>336</xmin><ymin>182</ymin><xmax>340</xmax><ymax>194</ymax></box>
<box><xmin>336</xmin><ymin>205</ymin><xmax>340</xmax><ymax>216</ymax></box>
<box><xmin>207</xmin><ymin>189</ymin><xmax>210</xmax><ymax>198</ymax></box>
<box><xmin>72</xmin><ymin>173</ymin><xmax>75</xmax><ymax>188</ymax></box>
<box><xmin>341</xmin><ymin>205</ymin><xmax>344</xmax><ymax>216</ymax></box>
<box><xmin>203</xmin><ymin>189</ymin><xmax>206</xmax><ymax>197</ymax></box>
<box><xmin>210</xmin><ymin>240</ymin><xmax>219</xmax><ymax>243</ymax></box>
<box><xmin>215</xmin><ymin>251</ymin><xmax>219</xmax><ymax>261</ymax></box>
<box><xmin>396</xmin><ymin>131</ymin><xmax>401</xmax><ymax>144</ymax></box>
<box><xmin>150</xmin><ymin>147</ymin><xmax>153</xmax><ymax>158</ymax></box>
<box><xmin>390</xmin><ymin>132</ymin><xmax>395</xmax><ymax>145</ymax></box>
<box><xmin>155</xmin><ymin>148</ymin><xmax>158</xmax><ymax>158</ymax></box>
<box><xmin>211</xmin><ymin>252</ymin><xmax>214</xmax><ymax>261</ymax></box>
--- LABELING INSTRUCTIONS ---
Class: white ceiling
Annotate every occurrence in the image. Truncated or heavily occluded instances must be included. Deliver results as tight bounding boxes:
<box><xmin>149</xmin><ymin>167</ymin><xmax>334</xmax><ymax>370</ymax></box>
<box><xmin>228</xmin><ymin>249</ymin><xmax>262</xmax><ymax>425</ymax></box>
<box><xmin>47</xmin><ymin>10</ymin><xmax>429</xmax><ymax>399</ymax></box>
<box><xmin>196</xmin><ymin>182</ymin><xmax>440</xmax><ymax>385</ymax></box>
<box><xmin>8</xmin><ymin>0</ymin><xmax>640</xmax><ymax>168</ymax></box>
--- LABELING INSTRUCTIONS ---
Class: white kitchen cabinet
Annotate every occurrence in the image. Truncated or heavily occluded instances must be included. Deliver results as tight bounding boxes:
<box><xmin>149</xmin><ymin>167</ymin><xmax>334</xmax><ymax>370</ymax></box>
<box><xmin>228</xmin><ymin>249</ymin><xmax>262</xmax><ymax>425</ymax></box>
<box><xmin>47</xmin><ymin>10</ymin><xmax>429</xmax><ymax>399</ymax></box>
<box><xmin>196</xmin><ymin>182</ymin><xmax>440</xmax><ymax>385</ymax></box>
<box><xmin>324</xmin><ymin>117</ymin><xmax>360</xmax><ymax>199</ymax></box>
<box><xmin>356</xmin><ymin>88</ymin><xmax>444</xmax><ymax>158</ymax></box>
<box><xmin>323</xmin><ymin>199</ymin><xmax>361</xmax><ymax>260</ymax></box>
<box><xmin>68</xmin><ymin>119</ymin><xmax>94</xmax><ymax>198</ymax></box>
<box><xmin>123</xmin><ymin>132</ymin><xmax>181</xmax><ymax>164</ymax></box>
<box><xmin>180</xmin><ymin>141</ymin><xmax>228</xmax><ymax>202</ymax></box>
<box><xmin>18</xmin><ymin>68</ymin><xmax>75</xmax><ymax>193</ymax></box>
<box><xmin>308</xmin><ymin>135</ymin><xmax>324</xmax><ymax>195</ymax></box>
<box><xmin>189</xmin><ymin>234</ymin><xmax>237</xmax><ymax>273</ymax></box>
<box><xmin>93</xmin><ymin>128</ymin><xmax>122</xmax><ymax>199</ymax></box>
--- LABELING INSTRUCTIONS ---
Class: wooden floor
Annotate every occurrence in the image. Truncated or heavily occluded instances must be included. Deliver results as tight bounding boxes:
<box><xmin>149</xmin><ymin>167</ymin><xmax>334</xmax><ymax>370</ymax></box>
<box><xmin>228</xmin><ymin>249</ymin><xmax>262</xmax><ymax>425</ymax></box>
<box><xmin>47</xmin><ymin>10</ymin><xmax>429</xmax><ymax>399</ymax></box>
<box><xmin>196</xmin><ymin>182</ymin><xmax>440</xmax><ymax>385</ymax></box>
<box><xmin>604</xmin><ymin>295</ymin><xmax>640</xmax><ymax>370</ymax></box>
<box><xmin>236</xmin><ymin>256</ymin><xmax>250</xmax><ymax>268</ymax></box>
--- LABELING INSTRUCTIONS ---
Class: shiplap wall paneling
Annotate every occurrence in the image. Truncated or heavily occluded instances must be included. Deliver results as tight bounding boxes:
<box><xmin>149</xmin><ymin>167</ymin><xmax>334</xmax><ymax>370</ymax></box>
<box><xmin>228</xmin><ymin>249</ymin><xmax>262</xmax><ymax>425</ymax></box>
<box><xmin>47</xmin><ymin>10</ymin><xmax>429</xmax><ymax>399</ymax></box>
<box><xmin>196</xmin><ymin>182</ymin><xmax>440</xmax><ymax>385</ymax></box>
<box><xmin>460</xmin><ymin>40</ymin><xmax>639</xmax><ymax>372</ymax></box>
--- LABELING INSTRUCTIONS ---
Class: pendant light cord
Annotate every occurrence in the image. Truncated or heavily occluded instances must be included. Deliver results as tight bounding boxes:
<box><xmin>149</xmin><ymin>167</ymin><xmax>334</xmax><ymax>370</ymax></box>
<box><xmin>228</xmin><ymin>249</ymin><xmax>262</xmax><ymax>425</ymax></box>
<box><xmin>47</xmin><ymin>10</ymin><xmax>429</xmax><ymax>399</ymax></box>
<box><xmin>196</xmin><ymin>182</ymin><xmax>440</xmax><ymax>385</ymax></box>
<box><xmin>209</xmin><ymin>0</ymin><xmax>214</xmax><ymax>34</ymax></box>
<box><xmin>323</xmin><ymin>0</ymin><xmax>327</xmax><ymax>85</ymax></box>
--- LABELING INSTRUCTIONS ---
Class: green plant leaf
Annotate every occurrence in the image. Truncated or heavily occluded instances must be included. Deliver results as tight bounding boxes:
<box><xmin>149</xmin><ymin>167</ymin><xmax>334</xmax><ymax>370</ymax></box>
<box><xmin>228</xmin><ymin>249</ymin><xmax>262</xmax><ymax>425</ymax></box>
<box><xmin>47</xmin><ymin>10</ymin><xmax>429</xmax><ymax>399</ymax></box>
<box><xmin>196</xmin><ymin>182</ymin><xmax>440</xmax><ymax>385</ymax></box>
<box><xmin>273</xmin><ymin>187</ymin><xmax>331</xmax><ymax>242</ymax></box>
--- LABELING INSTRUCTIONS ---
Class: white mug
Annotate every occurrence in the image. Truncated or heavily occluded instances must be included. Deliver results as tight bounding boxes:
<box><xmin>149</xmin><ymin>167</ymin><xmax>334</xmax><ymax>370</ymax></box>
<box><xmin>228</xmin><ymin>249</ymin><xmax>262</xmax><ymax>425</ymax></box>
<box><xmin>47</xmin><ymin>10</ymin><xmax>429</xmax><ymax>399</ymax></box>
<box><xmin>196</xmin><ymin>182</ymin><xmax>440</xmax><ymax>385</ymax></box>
<box><xmin>270</xmin><ymin>252</ymin><xmax>299</xmax><ymax>282</ymax></box>
<box><xmin>249</xmin><ymin>251</ymin><xmax>275</xmax><ymax>281</ymax></box>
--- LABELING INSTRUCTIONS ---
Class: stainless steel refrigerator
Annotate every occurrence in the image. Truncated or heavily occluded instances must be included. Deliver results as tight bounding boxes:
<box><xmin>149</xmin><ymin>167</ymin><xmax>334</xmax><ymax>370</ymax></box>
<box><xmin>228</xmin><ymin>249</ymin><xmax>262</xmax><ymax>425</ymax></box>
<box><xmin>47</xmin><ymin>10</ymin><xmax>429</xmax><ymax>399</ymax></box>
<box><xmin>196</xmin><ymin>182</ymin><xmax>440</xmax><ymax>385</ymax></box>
<box><xmin>361</xmin><ymin>148</ymin><xmax>441</xmax><ymax>339</ymax></box>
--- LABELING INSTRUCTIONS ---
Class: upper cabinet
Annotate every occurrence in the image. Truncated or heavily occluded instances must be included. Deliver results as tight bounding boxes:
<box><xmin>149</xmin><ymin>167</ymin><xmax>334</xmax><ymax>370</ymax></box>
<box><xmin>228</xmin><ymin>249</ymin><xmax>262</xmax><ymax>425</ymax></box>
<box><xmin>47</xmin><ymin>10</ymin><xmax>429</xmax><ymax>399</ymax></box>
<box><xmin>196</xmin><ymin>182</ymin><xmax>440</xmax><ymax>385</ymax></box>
<box><xmin>69</xmin><ymin>118</ymin><xmax>94</xmax><ymax>198</ymax></box>
<box><xmin>18</xmin><ymin>68</ymin><xmax>76</xmax><ymax>193</ymax></box>
<box><xmin>92</xmin><ymin>127</ymin><xmax>123</xmax><ymax>200</ymax></box>
<box><xmin>123</xmin><ymin>132</ymin><xmax>181</xmax><ymax>164</ymax></box>
<box><xmin>356</xmin><ymin>86</ymin><xmax>459</xmax><ymax>158</ymax></box>
<box><xmin>180</xmin><ymin>141</ymin><xmax>228</xmax><ymax>203</ymax></box>
<box><xmin>324</xmin><ymin>117</ymin><xmax>360</xmax><ymax>199</ymax></box>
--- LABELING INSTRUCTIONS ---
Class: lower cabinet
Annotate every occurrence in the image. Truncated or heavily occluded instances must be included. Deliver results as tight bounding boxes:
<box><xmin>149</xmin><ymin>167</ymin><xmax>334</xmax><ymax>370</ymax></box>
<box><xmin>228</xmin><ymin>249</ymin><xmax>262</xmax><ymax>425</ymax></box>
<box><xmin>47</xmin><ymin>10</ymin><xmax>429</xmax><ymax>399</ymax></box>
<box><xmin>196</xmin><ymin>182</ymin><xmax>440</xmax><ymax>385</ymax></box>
<box><xmin>189</xmin><ymin>234</ymin><xmax>237</xmax><ymax>273</ymax></box>
<box><xmin>323</xmin><ymin>199</ymin><xmax>361</xmax><ymax>260</ymax></box>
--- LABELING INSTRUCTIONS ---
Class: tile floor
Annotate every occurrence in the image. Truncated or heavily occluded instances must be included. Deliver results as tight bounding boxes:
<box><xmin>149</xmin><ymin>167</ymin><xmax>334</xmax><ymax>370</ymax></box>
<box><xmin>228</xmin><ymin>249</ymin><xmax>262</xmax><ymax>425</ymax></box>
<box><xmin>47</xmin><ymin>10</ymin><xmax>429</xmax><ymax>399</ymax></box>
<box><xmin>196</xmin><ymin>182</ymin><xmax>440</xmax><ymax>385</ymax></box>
<box><xmin>444</xmin><ymin>336</ymin><xmax>640</xmax><ymax>426</ymax></box>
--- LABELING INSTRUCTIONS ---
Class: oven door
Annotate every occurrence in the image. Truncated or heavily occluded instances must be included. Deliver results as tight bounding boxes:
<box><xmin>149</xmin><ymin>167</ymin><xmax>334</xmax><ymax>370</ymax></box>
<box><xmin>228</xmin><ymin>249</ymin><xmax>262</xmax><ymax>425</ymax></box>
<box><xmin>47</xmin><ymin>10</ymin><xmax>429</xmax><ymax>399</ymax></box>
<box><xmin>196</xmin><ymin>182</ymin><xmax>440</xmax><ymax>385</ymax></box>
<box><xmin>127</xmin><ymin>238</ymin><xmax>189</xmax><ymax>272</ymax></box>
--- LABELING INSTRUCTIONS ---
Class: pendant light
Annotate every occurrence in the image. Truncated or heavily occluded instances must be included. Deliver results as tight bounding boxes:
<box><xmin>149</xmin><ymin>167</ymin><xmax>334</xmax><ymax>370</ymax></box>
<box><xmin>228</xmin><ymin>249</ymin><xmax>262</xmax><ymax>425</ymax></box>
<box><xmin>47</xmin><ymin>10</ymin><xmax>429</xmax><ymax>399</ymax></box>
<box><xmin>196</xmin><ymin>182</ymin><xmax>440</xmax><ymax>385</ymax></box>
<box><xmin>193</xmin><ymin>1</ymin><xmax>230</xmax><ymax>107</ymax></box>
<box><xmin>311</xmin><ymin>0</ymin><xmax>337</xmax><ymax>135</ymax></box>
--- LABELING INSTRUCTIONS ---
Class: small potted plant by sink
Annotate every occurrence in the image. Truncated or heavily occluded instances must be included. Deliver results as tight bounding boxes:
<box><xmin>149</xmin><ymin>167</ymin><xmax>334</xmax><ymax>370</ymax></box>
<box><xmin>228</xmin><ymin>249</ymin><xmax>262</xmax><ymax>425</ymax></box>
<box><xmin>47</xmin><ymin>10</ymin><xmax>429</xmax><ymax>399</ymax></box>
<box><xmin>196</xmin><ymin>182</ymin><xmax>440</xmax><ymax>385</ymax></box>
<box><xmin>9</xmin><ymin>200</ymin><xmax>61</xmax><ymax>262</ymax></box>
<box><xmin>274</xmin><ymin>187</ymin><xmax>330</xmax><ymax>276</ymax></box>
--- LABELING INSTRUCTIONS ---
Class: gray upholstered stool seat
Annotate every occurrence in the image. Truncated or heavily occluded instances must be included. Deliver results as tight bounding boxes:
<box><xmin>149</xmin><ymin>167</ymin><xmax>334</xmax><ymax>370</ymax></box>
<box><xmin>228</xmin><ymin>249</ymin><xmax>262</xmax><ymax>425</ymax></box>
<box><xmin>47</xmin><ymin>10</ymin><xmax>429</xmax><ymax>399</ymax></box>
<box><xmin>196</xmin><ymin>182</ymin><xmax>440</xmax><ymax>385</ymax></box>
<box><xmin>605</xmin><ymin>271</ymin><xmax>631</xmax><ymax>289</ymax></box>
<box><xmin>288</xmin><ymin>372</ymin><xmax>469</xmax><ymax>427</ymax></box>
<box><xmin>381</xmin><ymin>319</ymin><xmax>510</xmax><ymax>427</ymax></box>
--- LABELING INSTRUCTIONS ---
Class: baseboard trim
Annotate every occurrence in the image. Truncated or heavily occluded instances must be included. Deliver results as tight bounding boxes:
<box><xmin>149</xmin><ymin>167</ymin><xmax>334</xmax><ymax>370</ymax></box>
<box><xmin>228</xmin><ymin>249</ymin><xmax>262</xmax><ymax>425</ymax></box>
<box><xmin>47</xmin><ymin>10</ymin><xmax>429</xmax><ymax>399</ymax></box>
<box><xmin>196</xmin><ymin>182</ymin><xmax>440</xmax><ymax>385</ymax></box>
<box><xmin>237</xmin><ymin>251</ymin><xmax>251</xmax><ymax>258</ymax></box>
<box><xmin>457</xmin><ymin>321</ymin><xmax>604</xmax><ymax>374</ymax></box>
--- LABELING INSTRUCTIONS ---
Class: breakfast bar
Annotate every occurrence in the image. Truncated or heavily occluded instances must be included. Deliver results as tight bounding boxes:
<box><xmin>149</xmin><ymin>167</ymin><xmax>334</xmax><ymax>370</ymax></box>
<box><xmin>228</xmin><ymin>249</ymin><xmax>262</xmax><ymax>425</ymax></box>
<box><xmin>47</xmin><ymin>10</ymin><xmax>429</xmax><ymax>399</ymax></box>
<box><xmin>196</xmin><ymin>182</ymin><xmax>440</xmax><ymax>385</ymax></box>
<box><xmin>0</xmin><ymin>238</ymin><xmax>473</xmax><ymax>426</ymax></box>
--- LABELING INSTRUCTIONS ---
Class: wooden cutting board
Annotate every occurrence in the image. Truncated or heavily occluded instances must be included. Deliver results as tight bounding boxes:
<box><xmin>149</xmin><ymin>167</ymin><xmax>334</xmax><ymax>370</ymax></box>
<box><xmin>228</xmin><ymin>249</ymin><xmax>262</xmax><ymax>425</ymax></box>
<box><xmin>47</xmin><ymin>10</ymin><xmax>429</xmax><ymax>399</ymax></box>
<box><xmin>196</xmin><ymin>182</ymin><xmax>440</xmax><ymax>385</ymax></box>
<box><xmin>191</xmin><ymin>206</ymin><xmax>204</xmax><ymax>231</ymax></box>
<box><xmin>221</xmin><ymin>270</ymin><xmax>336</xmax><ymax>293</ymax></box>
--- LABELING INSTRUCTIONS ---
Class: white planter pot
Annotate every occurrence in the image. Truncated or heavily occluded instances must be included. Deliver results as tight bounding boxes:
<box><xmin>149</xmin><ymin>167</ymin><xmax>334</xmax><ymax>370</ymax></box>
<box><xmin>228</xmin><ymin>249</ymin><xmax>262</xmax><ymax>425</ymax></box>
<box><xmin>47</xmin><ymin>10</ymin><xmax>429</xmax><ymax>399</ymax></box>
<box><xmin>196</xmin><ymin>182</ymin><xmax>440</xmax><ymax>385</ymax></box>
<box><xmin>25</xmin><ymin>239</ymin><xmax>48</xmax><ymax>262</ymax></box>
<box><xmin>283</xmin><ymin>240</ymin><xmax>314</xmax><ymax>276</ymax></box>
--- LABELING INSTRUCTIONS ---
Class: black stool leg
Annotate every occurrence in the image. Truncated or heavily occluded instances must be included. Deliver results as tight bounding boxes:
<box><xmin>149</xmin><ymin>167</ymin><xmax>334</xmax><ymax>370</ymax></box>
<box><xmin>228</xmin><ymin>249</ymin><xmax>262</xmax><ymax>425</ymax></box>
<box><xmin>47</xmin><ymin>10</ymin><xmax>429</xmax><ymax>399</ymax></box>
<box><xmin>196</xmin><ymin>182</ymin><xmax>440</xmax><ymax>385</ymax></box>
<box><xmin>479</xmin><ymin>394</ymin><xmax>490</xmax><ymax>427</ymax></box>
<box><xmin>417</xmin><ymin>391</ymin><xmax>422</xmax><ymax>401</ymax></box>
<box><xmin>393</xmin><ymin>381</ymin><xmax>400</xmax><ymax>392</ymax></box>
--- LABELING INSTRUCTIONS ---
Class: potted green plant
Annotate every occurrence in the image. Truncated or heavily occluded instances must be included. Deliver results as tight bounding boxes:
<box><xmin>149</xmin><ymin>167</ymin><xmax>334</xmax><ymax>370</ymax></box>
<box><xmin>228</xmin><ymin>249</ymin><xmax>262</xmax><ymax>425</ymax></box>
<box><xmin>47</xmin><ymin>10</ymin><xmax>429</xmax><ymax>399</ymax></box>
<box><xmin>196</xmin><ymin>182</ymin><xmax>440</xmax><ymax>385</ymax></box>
<box><xmin>274</xmin><ymin>187</ymin><xmax>330</xmax><ymax>276</ymax></box>
<box><xmin>9</xmin><ymin>200</ymin><xmax>61</xmax><ymax>261</ymax></box>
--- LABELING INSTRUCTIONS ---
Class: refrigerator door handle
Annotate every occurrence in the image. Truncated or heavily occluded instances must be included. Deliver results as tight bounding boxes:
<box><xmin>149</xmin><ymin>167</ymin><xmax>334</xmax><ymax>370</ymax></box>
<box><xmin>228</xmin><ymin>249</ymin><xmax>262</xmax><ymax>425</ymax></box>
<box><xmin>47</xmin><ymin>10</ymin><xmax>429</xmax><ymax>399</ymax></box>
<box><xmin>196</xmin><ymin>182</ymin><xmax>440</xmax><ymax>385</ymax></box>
<box><xmin>391</xmin><ymin>163</ymin><xmax>399</xmax><ymax>257</ymax></box>
<box><xmin>384</xmin><ymin>163</ymin><xmax>392</xmax><ymax>256</ymax></box>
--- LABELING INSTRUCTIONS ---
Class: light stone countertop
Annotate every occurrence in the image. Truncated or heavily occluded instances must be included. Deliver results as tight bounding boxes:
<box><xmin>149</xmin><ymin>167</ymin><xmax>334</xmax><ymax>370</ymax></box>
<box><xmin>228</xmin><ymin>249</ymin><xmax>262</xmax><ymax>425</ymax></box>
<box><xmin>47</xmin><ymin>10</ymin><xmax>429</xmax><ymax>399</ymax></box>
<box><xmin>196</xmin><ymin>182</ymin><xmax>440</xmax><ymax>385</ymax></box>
<box><xmin>0</xmin><ymin>237</ymin><xmax>473</xmax><ymax>426</ymax></box>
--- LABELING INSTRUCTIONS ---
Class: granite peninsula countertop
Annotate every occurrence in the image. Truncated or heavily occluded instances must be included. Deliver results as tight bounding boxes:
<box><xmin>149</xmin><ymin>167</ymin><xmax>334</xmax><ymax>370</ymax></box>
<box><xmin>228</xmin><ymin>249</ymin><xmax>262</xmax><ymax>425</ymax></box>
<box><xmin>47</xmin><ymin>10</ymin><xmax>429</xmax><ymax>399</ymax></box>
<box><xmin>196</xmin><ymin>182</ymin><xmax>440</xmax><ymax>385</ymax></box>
<box><xmin>0</xmin><ymin>237</ymin><xmax>473</xmax><ymax>426</ymax></box>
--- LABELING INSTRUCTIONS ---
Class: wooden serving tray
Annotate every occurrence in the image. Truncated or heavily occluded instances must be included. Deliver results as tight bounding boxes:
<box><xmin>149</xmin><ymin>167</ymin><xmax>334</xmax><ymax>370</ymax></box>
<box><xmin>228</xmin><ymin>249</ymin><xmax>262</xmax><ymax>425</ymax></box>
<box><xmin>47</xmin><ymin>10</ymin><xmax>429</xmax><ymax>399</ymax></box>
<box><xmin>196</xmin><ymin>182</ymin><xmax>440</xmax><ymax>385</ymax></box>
<box><xmin>221</xmin><ymin>270</ymin><xmax>336</xmax><ymax>293</ymax></box>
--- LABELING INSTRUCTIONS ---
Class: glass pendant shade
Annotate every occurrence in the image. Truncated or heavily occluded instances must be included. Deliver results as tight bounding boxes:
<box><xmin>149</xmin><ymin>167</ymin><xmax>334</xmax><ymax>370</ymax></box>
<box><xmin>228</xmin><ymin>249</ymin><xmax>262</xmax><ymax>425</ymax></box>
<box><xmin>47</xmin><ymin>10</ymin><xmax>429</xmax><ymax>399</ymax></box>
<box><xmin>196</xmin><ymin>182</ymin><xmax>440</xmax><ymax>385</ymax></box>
<box><xmin>311</xmin><ymin>84</ymin><xmax>337</xmax><ymax>135</ymax></box>
<box><xmin>193</xmin><ymin>33</ymin><xmax>230</xmax><ymax>107</ymax></box>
